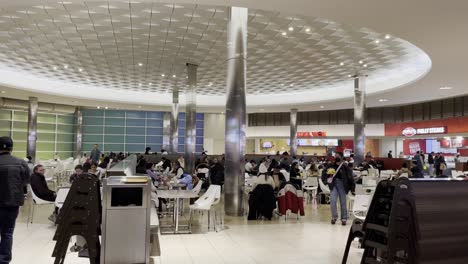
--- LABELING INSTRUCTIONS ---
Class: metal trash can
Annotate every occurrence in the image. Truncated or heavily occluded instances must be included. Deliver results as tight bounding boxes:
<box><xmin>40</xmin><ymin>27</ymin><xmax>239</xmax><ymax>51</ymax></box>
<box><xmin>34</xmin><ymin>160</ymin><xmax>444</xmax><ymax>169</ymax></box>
<box><xmin>101</xmin><ymin>176</ymin><xmax>151</xmax><ymax>264</ymax></box>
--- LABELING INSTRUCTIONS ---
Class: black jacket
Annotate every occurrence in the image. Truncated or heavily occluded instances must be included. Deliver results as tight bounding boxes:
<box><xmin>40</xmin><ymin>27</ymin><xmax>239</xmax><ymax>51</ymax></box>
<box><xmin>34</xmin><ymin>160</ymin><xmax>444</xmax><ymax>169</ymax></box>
<box><xmin>209</xmin><ymin>163</ymin><xmax>224</xmax><ymax>185</ymax></box>
<box><xmin>31</xmin><ymin>172</ymin><xmax>56</xmax><ymax>202</ymax></box>
<box><xmin>0</xmin><ymin>153</ymin><xmax>30</xmax><ymax>207</ymax></box>
<box><xmin>321</xmin><ymin>163</ymin><xmax>355</xmax><ymax>194</ymax></box>
<box><xmin>428</xmin><ymin>154</ymin><xmax>434</xmax><ymax>164</ymax></box>
<box><xmin>248</xmin><ymin>184</ymin><xmax>276</xmax><ymax>220</ymax></box>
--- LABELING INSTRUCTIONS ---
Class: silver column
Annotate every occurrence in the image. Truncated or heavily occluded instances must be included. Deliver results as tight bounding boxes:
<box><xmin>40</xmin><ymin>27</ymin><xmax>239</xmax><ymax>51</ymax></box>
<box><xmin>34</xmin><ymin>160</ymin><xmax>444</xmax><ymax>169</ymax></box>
<box><xmin>74</xmin><ymin>107</ymin><xmax>83</xmax><ymax>158</ymax></box>
<box><xmin>170</xmin><ymin>88</ymin><xmax>179</xmax><ymax>153</ymax></box>
<box><xmin>224</xmin><ymin>6</ymin><xmax>248</xmax><ymax>217</ymax></box>
<box><xmin>290</xmin><ymin>108</ymin><xmax>298</xmax><ymax>157</ymax></box>
<box><xmin>162</xmin><ymin>112</ymin><xmax>171</xmax><ymax>151</ymax></box>
<box><xmin>353</xmin><ymin>75</ymin><xmax>366</xmax><ymax>167</ymax></box>
<box><xmin>185</xmin><ymin>63</ymin><xmax>198</xmax><ymax>174</ymax></box>
<box><xmin>27</xmin><ymin>97</ymin><xmax>38</xmax><ymax>162</ymax></box>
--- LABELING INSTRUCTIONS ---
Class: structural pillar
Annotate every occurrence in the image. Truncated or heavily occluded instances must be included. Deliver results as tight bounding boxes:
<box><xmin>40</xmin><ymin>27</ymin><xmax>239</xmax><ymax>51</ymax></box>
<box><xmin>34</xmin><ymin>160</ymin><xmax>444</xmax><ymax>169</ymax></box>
<box><xmin>353</xmin><ymin>75</ymin><xmax>366</xmax><ymax>167</ymax></box>
<box><xmin>162</xmin><ymin>113</ymin><xmax>171</xmax><ymax>151</ymax></box>
<box><xmin>290</xmin><ymin>108</ymin><xmax>298</xmax><ymax>156</ymax></box>
<box><xmin>224</xmin><ymin>6</ymin><xmax>248</xmax><ymax>217</ymax></box>
<box><xmin>185</xmin><ymin>63</ymin><xmax>198</xmax><ymax>174</ymax></box>
<box><xmin>74</xmin><ymin>106</ymin><xmax>83</xmax><ymax>158</ymax></box>
<box><xmin>170</xmin><ymin>88</ymin><xmax>179</xmax><ymax>153</ymax></box>
<box><xmin>27</xmin><ymin>97</ymin><xmax>38</xmax><ymax>162</ymax></box>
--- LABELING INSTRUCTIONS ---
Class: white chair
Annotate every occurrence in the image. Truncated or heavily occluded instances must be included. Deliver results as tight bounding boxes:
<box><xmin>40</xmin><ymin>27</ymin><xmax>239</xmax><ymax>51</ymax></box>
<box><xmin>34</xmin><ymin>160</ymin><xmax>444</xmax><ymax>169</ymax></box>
<box><xmin>188</xmin><ymin>185</ymin><xmax>221</xmax><ymax>232</ymax></box>
<box><xmin>351</xmin><ymin>194</ymin><xmax>371</xmax><ymax>220</ymax></box>
<box><xmin>303</xmin><ymin>177</ymin><xmax>318</xmax><ymax>205</ymax></box>
<box><xmin>192</xmin><ymin>181</ymin><xmax>203</xmax><ymax>195</ymax></box>
<box><xmin>318</xmin><ymin>178</ymin><xmax>331</xmax><ymax>205</ymax></box>
<box><xmin>281</xmin><ymin>169</ymin><xmax>290</xmax><ymax>182</ymax></box>
<box><xmin>28</xmin><ymin>185</ymin><xmax>54</xmax><ymax>224</ymax></box>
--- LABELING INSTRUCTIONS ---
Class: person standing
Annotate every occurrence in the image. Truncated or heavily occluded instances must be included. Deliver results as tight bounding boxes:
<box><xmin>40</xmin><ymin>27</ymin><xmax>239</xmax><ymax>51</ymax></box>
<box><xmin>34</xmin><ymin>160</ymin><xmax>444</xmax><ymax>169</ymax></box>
<box><xmin>428</xmin><ymin>152</ymin><xmax>435</xmax><ymax>177</ymax></box>
<box><xmin>387</xmin><ymin>150</ymin><xmax>393</xmax><ymax>158</ymax></box>
<box><xmin>322</xmin><ymin>157</ymin><xmax>355</xmax><ymax>226</ymax></box>
<box><xmin>434</xmin><ymin>152</ymin><xmax>441</xmax><ymax>176</ymax></box>
<box><xmin>413</xmin><ymin>151</ymin><xmax>424</xmax><ymax>172</ymax></box>
<box><xmin>89</xmin><ymin>144</ymin><xmax>101</xmax><ymax>164</ymax></box>
<box><xmin>0</xmin><ymin>137</ymin><xmax>31</xmax><ymax>263</ymax></box>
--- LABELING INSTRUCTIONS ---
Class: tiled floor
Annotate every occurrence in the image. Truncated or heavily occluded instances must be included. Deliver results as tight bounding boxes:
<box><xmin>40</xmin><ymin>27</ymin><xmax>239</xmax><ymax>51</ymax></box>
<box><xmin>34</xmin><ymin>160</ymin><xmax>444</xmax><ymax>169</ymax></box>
<box><xmin>11</xmin><ymin>198</ymin><xmax>363</xmax><ymax>264</ymax></box>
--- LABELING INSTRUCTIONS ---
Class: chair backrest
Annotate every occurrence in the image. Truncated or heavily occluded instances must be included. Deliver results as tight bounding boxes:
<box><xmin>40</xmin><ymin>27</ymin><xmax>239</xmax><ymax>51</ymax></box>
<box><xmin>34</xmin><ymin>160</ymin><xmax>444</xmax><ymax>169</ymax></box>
<box><xmin>198</xmin><ymin>168</ymin><xmax>209</xmax><ymax>174</ymax></box>
<box><xmin>281</xmin><ymin>169</ymin><xmax>290</xmax><ymax>182</ymax></box>
<box><xmin>194</xmin><ymin>184</ymin><xmax>221</xmax><ymax>210</ymax></box>
<box><xmin>318</xmin><ymin>178</ymin><xmax>330</xmax><ymax>194</ymax></box>
<box><xmin>352</xmin><ymin>194</ymin><xmax>371</xmax><ymax>220</ymax></box>
<box><xmin>304</xmin><ymin>177</ymin><xmax>318</xmax><ymax>188</ymax></box>
<box><xmin>192</xmin><ymin>180</ymin><xmax>203</xmax><ymax>195</ymax></box>
<box><xmin>28</xmin><ymin>185</ymin><xmax>53</xmax><ymax>205</ymax></box>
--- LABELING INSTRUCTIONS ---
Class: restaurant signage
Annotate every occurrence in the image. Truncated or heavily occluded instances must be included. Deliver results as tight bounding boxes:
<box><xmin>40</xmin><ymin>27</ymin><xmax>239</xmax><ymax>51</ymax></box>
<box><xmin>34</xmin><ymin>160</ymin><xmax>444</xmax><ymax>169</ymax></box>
<box><xmin>402</xmin><ymin>126</ymin><xmax>447</xmax><ymax>137</ymax></box>
<box><xmin>296</xmin><ymin>131</ymin><xmax>327</xmax><ymax>138</ymax></box>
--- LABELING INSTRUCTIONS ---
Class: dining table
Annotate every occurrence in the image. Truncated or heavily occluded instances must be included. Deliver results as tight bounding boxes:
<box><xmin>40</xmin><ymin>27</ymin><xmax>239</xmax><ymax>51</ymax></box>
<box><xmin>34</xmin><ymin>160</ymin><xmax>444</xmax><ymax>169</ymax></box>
<box><xmin>157</xmin><ymin>189</ymin><xmax>199</xmax><ymax>234</ymax></box>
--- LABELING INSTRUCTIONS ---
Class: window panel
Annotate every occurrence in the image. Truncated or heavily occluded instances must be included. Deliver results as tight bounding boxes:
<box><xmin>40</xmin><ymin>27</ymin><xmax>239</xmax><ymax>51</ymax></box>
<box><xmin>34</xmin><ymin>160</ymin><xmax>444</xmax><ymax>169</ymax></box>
<box><xmin>196</xmin><ymin>137</ymin><xmax>204</xmax><ymax>144</ymax></box>
<box><xmin>126</xmin><ymin>119</ymin><xmax>146</xmax><ymax>127</ymax></box>
<box><xmin>82</xmin><ymin>109</ymin><xmax>104</xmax><ymax>117</ymax></box>
<box><xmin>83</xmin><ymin>126</ymin><xmax>103</xmax><ymax>134</ymax></box>
<box><xmin>13</xmin><ymin>122</ymin><xmax>28</xmax><ymax>131</ymax></box>
<box><xmin>105</xmin><ymin>110</ymin><xmax>125</xmax><ymax>118</ymax></box>
<box><xmin>125</xmin><ymin>144</ymin><xmax>144</xmax><ymax>152</ymax></box>
<box><xmin>105</xmin><ymin>118</ymin><xmax>125</xmax><ymax>126</ymax></box>
<box><xmin>196</xmin><ymin>129</ymin><xmax>204</xmax><ymax>137</ymax></box>
<box><xmin>83</xmin><ymin>134</ymin><xmax>103</xmax><ymax>144</ymax></box>
<box><xmin>126</xmin><ymin>127</ymin><xmax>145</xmax><ymax>135</ymax></box>
<box><xmin>126</xmin><ymin>111</ymin><xmax>146</xmax><ymax>119</ymax></box>
<box><xmin>57</xmin><ymin>133</ymin><xmax>74</xmax><ymax>142</ymax></box>
<box><xmin>0</xmin><ymin>121</ymin><xmax>11</xmax><ymax>131</ymax></box>
<box><xmin>105</xmin><ymin>126</ymin><xmax>125</xmax><ymax>134</ymax></box>
<box><xmin>104</xmin><ymin>135</ymin><xmax>124</xmax><ymax>143</ymax></box>
<box><xmin>83</xmin><ymin>117</ymin><xmax>104</xmax><ymax>126</ymax></box>
<box><xmin>146</xmin><ymin>119</ymin><xmax>163</xmax><ymax>127</ymax></box>
<box><xmin>146</xmin><ymin>127</ymin><xmax>163</xmax><ymax>136</ymax></box>
<box><xmin>12</xmin><ymin>111</ymin><xmax>27</xmax><ymax>121</ymax></box>
<box><xmin>146</xmin><ymin>136</ymin><xmax>163</xmax><ymax>145</ymax></box>
<box><xmin>56</xmin><ymin>143</ymin><xmax>73</xmax><ymax>152</ymax></box>
<box><xmin>104</xmin><ymin>144</ymin><xmax>125</xmax><ymax>152</ymax></box>
<box><xmin>12</xmin><ymin>132</ymin><xmax>27</xmax><ymax>141</ymax></box>
<box><xmin>57</xmin><ymin>124</ymin><xmax>74</xmax><ymax>133</ymax></box>
<box><xmin>0</xmin><ymin>109</ymin><xmax>11</xmax><ymax>120</ymax></box>
<box><xmin>37</xmin><ymin>123</ymin><xmax>55</xmax><ymax>133</ymax></box>
<box><xmin>38</xmin><ymin>113</ymin><xmax>56</xmax><ymax>123</ymax></box>
<box><xmin>126</xmin><ymin>135</ymin><xmax>145</xmax><ymax>144</ymax></box>
<box><xmin>178</xmin><ymin>137</ymin><xmax>185</xmax><ymax>144</ymax></box>
<box><xmin>196</xmin><ymin>121</ymin><xmax>204</xmax><ymax>129</ymax></box>
<box><xmin>37</xmin><ymin>142</ymin><xmax>55</xmax><ymax>151</ymax></box>
<box><xmin>57</xmin><ymin>115</ymin><xmax>74</xmax><ymax>124</ymax></box>
<box><xmin>147</xmin><ymin>112</ymin><xmax>164</xmax><ymax>119</ymax></box>
<box><xmin>37</xmin><ymin>133</ymin><xmax>55</xmax><ymax>142</ymax></box>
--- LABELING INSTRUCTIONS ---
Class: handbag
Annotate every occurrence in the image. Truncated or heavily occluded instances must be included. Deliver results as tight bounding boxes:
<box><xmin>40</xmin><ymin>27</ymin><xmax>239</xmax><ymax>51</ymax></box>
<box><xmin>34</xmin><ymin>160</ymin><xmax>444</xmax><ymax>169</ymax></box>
<box><xmin>327</xmin><ymin>162</ymin><xmax>344</xmax><ymax>184</ymax></box>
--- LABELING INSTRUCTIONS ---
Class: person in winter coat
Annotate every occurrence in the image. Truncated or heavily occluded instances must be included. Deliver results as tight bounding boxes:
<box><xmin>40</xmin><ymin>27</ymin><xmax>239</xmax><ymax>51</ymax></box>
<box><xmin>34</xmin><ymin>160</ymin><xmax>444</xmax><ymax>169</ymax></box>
<box><xmin>209</xmin><ymin>158</ymin><xmax>225</xmax><ymax>186</ymax></box>
<box><xmin>30</xmin><ymin>165</ymin><xmax>58</xmax><ymax>222</ymax></box>
<box><xmin>321</xmin><ymin>157</ymin><xmax>355</xmax><ymax>225</ymax></box>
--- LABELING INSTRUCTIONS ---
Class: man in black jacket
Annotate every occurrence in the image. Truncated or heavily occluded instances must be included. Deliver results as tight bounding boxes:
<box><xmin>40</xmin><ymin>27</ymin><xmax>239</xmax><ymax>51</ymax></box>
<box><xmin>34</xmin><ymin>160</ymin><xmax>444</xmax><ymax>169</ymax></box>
<box><xmin>31</xmin><ymin>165</ymin><xmax>57</xmax><ymax>222</ymax></box>
<box><xmin>0</xmin><ymin>137</ymin><xmax>30</xmax><ymax>264</ymax></box>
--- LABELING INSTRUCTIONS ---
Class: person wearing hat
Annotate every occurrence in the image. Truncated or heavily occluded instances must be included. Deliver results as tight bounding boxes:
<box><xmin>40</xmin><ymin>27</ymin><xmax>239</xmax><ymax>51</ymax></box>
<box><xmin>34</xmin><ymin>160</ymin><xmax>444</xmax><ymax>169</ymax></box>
<box><xmin>0</xmin><ymin>136</ymin><xmax>31</xmax><ymax>263</ymax></box>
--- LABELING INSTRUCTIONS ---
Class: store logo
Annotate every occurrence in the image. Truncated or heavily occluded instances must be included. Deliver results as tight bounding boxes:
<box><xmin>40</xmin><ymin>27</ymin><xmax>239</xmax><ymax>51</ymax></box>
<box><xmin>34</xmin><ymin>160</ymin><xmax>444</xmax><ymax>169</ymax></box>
<box><xmin>402</xmin><ymin>127</ymin><xmax>417</xmax><ymax>137</ymax></box>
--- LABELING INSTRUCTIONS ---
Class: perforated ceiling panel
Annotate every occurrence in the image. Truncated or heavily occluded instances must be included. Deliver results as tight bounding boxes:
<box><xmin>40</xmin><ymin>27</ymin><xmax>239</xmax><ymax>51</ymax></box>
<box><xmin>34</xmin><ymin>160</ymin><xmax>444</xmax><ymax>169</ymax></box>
<box><xmin>0</xmin><ymin>1</ymin><xmax>430</xmax><ymax>105</ymax></box>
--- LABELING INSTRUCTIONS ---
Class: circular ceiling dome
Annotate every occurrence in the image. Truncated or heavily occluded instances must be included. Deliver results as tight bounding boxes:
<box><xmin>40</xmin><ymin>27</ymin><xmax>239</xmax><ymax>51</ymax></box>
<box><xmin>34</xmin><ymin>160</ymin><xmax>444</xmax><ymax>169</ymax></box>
<box><xmin>0</xmin><ymin>1</ymin><xmax>431</xmax><ymax>107</ymax></box>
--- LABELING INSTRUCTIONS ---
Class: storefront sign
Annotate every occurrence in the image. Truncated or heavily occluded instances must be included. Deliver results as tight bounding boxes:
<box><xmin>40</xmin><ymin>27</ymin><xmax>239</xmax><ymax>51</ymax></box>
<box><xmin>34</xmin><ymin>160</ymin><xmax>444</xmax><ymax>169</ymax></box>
<box><xmin>402</xmin><ymin>126</ymin><xmax>446</xmax><ymax>137</ymax></box>
<box><xmin>296</xmin><ymin>131</ymin><xmax>327</xmax><ymax>138</ymax></box>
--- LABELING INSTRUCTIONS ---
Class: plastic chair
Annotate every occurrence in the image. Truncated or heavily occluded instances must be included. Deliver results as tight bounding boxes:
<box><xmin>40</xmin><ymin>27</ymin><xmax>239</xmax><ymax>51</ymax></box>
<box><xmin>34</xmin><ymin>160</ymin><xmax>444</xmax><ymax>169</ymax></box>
<box><xmin>188</xmin><ymin>185</ymin><xmax>221</xmax><ymax>232</ymax></box>
<box><xmin>303</xmin><ymin>177</ymin><xmax>318</xmax><ymax>205</ymax></box>
<box><xmin>28</xmin><ymin>185</ymin><xmax>54</xmax><ymax>225</ymax></box>
<box><xmin>281</xmin><ymin>169</ymin><xmax>290</xmax><ymax>182</ymax></box>
<box><xmin>192</xmin><ymin>181</ymin><xmax>203</xmax><ymax>195</ymax></box>
<box><xmin>318</xmin><ymin>178</ymin><xmax>331</xmax><ymax>206</ymax></box>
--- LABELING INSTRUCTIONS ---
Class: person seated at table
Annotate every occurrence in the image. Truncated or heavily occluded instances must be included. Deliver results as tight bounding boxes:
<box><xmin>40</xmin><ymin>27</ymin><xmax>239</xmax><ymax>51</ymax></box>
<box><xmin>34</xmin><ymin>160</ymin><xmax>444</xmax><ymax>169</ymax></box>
<box><xmin>146</xmin><ymin>163</ymin><xmax>163</xmax><ymax>183</ymax></box>
<box><xmin>30</xmin><ymin>165</ymin><xmax>58</xmax><ymax>222</ymax></box>
<box><xmin>307</xmin><ymin>163</ymin><xmax>320</xmax><ymax>177</ymax></box>
<box><xmin>267</xmin><ymin>158</ymin><xmax>279</xmax><ymax>173</ymax></box>
<box><xmin>410</xmin><ymin>161</ymin><xmax>423</xmax><ymax>178</ymax></box>
<box><xmin>88</xmin><ymin>162</ymin><xmax>101</xmax><ymax>178</ymax></box>
<box><xmin>396</xmin><ymin>162</ymin><xmax>413</xmax><ymax>178</ymax></box>
<box><xmin>244</xmin><ymin>160</ymin><xmax>256</xmax><ymax>174</ymax></box>
<box><xmin>69</xmin><ymin>165</ymin><xmax>84</xmax><ymax>183</ymax></box>
<box><xmin>171</xmin><ymin>161</ymin><xmax>185</xmax><ymax>179</ymax></box>
<box><xmin>270</xmin><ymin>165</ymin><xmax>286</xmax><ymax>190</ymax></box>
<box><xmin>159</xmin><ymin>157</ymin><xmax>172</xmax><ymax>175</ymax></box>
<box><xmin>80</xmin><ymin>153</ymin><xmax>88</xmax><ymax>164</ymax></box>
<box><xmin>252</xmin><ymin>167</ymin><xmax>275</xmax><ymax>190</ymax></box>
<box><xmin>177</xmin><ymin>173</ymin><xmax>193</xmax><ymax>190</ymax></box>
<box><xmin>136</xmin><ymin>155</ymin><xmax>147</xmax><ymax>174</ymax></box>
<box><xmin>289</xmin><ymin>162</ymin><xmax>303</xmax><ymax>188</ymax></box>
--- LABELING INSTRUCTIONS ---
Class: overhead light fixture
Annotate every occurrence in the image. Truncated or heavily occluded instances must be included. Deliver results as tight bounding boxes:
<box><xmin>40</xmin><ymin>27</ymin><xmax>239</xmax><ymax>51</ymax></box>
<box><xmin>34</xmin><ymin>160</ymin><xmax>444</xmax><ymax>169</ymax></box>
<box><xmin>363</xmin><ymin>64</ymin><xmax>368</xmax><ymax>67</ymax></box>
<box><xmin>161</xmin><ymin>74</ymin><xmax>165</xmax><ymax>77</ymax></box>
<box><xmin>281</xmin><ymin>32</ymin><xmax>287</xmax><ymax>36</ymax></box>
<box><xmin>290</xmin><ymin>84</ymin><xmax>294</xmax><ymax>87</ymax></box>
<box><xmin>280</xmin><ymin>84</ymin><xmax>284</xmax><ymax>86</ymax></box>
<box><xmin>288</xmin><ymin>27</ymin><xmax>294</xmax><ymax>31</ymax></box>
<box><xmin>105</xmin><ymin>106</ymin><xmax>108</xmax><ymax>110</ymax></box>
<box><xmin>378</xmin><ymin>99</ymin><xmax>388</xmax><ymax>102</ymax></box>
<box><xmin>347</xmin><ymin>74</ymin><xmax>352</xmax><ymax>78</ymax></box>
<box><xmin>86</xmin><ymin>78</ymin><xmax>90</xmax><ymax>81</ymax></box>
<box><xmin>63</xmin><ymin>65</ymin><xmax>68</xmax><ymax>69</ymax></box>
<box><xmin>138</xmin><ymin>83</ymin><xmax>142</xmax><ymax>86</ymax></box>
<box><xmin>305</xmin><ymin>28</ymin><xmax>310</xmax><ymax>32</ymax></box>
<box><xmin>138</xmin><ymin>106</ymin><xmax>142</xmax><ymax>109</ymax></box>
<box><xmin>359</xmin><ymin>60</ymin><xmax>363</xmax><ymax>64</ymax></box>
<box><xmin>375</xmin><ymin>39</ymin><xmax>380</xmax><ymax>44</ymax></box>
<box><xmin>53</xmin><ymin>66</ymin><xmax>57</xmax><ymax>70</ymax></box>
<box><xmin>320</xmin><ymin>105</ymin><xmax>324</xmax><ymax>109</ymax></box>
<box><xmin>138</xmin><ymin>62</ymin><xmax>143</xmax><ymax>66</ymax></box>
<box><xmin>172</xmin><ymin>74</ymin><xmax>176</xmax><ymax>78</ymax></box>
<box><xmin>97</xmin><ymin>106</ymin><xmax>101</xmax><ymax>109</ymax></box>
<box><xmin>1</xmin><ymin>91</ymin><xmax>5</xmax><ymax>94</ymax></box>
<box><xmin>340</xmin><ymin>62</ymin><xmax>344</xmax><ymax>66</ymax></box>
<box><xmin>78</xmin><ymin>68</ymin><xmax>83</xmax><ymax>72</ymax></box>
<box><xmin>148</xmin><ymin>82</ymin><xmax>152</xmax><ymax>85</ymax></box>
<box><xmin>385</xmin><ymin>34</ymin><xmax>391</xmax><ymax>39</ymax></box>
<box><xmin>439</xmin><ymin>86</ymin><xmax>453</xmax><ymax>90</ymax></box>
<box><xmin>208</xmin><ymin>82</ymin><xmax>213</xmax><ymax>86</ymax></box>
<box><xmin>221</xmin><ymin>112</ymin><xmax>224</xmax><ymax>114</ymax></box>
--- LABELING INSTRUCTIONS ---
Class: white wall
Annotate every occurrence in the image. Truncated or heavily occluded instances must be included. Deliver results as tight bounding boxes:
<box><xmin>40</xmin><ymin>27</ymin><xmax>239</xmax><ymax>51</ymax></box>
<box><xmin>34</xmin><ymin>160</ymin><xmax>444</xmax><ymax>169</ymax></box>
<box><xmin>246</xmin><ymin>124</ymin><xmax>385</xmax><ymax>138</ymax></box>
<box><xmin>203</xmin><ymin>113</ymin><xmax>225</xmax><ymax>155</ymax></box>
<box><xmin>380</xmin><ymin>137</ymin><xmax>396</xmax><ymax>157</ymax></box>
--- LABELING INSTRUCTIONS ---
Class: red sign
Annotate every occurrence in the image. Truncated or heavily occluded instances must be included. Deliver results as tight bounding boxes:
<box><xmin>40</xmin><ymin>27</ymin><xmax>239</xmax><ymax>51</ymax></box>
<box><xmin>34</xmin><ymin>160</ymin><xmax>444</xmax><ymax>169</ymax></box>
<box><xmin>297</xmin><ymin>131</ymin><xmax>327</xmax><ymax>138</ymax></box>
<box><xmin>402</xmin><ymin>126</ymin><xmax>446</xmax><ymax>137</ymax></box>
<box><xmin>402</xmin><ymin>127</ymin><xmax>417</xmax><ymax>137</ymax></box>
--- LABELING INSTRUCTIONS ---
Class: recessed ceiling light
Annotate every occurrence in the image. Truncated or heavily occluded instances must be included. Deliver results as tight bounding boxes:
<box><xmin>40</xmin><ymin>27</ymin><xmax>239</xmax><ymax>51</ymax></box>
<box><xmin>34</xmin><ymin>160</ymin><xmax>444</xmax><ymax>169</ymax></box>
<box><xmin>138</xmin><ymin>62</ymin><xmax>143</xmax><ymax>66</ymax></box>
<box><xmin>148</xmin><ymin>82</ymin><xmax>152</xmax><ymax>85</ymax></box>
<box><xmin>320</xmin><ymin>105</ymin><xmax>324</xmax><ymax>109</ymax></box>
<box><xmin>347</xmin><ymin>74</ymin><xmax>352</xmax><ymax>78</ymax></box>
<box><xmin>53</xmin><ymin>66</ymin><xmax>57</xmax><ymax>70</ymax></box>
<box><xmin>138</xmin><ymin>83</ymin><xmax>142</xmax><ymax>86</ymax></box>
<box><xmin>63</xmin><ymin>65</ymin><xmax>68</xmax><ymax>69</ymax></box>
<box><xmin>138</xmin><ymin>106</ymin><xmax>142</xmax><ymax>109</ymax></box>
<box><xmin>78</xmin><ymin>68</ymin><xmax>83</xmax><ymax>72</ymax></box>
<box><xmin>375</xmin><ymin>40</ymin><xmax>380</xmax><ymax>44</ymax></box>
<box><xmin>260</xmin><ymin>108</ymin><xmax>265</xmax><ymax>111</ymax></box>
<box><xmin>305</xmin><ymin>28</ymin><xmax>310</xmax><ymax>32</ymax></box>
<box><xmin>208</xmin><ymin>82</ymin><xmax>213</xmax><ymax>86</ymax></box>
<box><xmin>385</xmin><ymin>34</ymin><xmax>391</xmax><ymax>39</ymax></box>
<box><xmin>105</xmin><ymin>106</ymin><xmax>108</xmax><ymax>110</ymax></box>
<box><xmin>280</xmin><ymin>84</ymin><xmax>284</xmax><ymax>86</ymax></box>
<box><xmin>172</xmin><ymin>74</ymin><xmax>176</xmax><ymax>78</ymax></box>
<box><xmin>97</xmin><ymin>106</ymin><xmax>100</xmax><ymax>109</ymax></box>
<box><xmin>363</xmin><ymin>64</ymin><xmax>368</xmax><ymax>67</ymax></box>
<box><xmin>439</xmin><ymin>86</ymin><xmax>453</xmax><ymax>90</ymax></box>
<box><xmin>1</xmin><ymin>91</ymin><xmax>5</xmax><ymax>94</ymax></box>
<box><xmin>340</xmin><ymin>62</ymin><xmax>344</xmax><ymax>66</ymax></box>
<box><xmin>290</xmin><ymin>84</ymin><xmax>294</xmax><ymax>87</ymax></box>
<box><xmin>378</xmin><ymin>99</ymin><xmax>388</xmax><ymax>102</ymax></box>
<box><xmin>288</xmin><ymin>27</ymin><xmax>294</xmax><ymax>31</ymax></box>
<box><xmin>281</xmin><ymin>32</ymin><xmax>287</xmax><ymax>36</ymax></box>
<box><xmin>161</xmin><ymin>74</ymin><xmax>165</xmax><ymax>77</ymax></box>
<box><xmin>221</xmin><ymin>112</ymin><xmax>224</xmax><ymax>114</ymax></box>
<box><xmin>359</xmin><ymin>60</ymin><xmax>363</xmax><ymax>64</ymax></box>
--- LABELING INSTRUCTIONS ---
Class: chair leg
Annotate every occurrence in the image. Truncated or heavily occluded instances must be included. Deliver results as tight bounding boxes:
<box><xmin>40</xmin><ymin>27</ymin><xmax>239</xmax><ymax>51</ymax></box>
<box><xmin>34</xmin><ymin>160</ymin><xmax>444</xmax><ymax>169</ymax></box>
<box><xmin>207</xmin><ymin>210</ymin><xmax>211</xmax><ymax>231</ymax></box>
<box><xmin>30</xmin><ymin>204</ymin><xmax>35</xmax><ymax>224</ymax></box>
<box><xmin>188</xmin><ymin>209</ymin><xmax>193</xmax><ymax>233</ymax></box>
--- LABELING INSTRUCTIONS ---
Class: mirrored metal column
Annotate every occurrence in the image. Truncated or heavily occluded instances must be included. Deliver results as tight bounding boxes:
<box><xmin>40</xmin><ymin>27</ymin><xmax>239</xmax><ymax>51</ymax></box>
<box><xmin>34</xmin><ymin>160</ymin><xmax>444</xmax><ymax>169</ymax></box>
<box><xmin>185</xmin><ymin>63</ymin><xmax>198</xmax><ymax>174</ymax></box>
<box><xmin>74</xmin><ymin>107</ymin><xmax>83</xmax><ymax>158</ymax></box>
<box><xmin>162</xmin><ymin>112</ymin><xmax>171</xmax><ymax>151</ymax></box>
<box><xmin>170</xmin><ymin>88</ymin><xmax>179</xmax><ymax>153</ymax></box>
<box><xmin>224</xmin><ymin>6</ymin><xmax>248</xmax><ymax>217</ymax></box>
<box><xmin>353</xmin><ymin>75</ymin><xmax>366</xmax><ymax>167</ymax></box>
<box><xmin>27</xmin><ymin>97</ymin><xmax>38</xmax><ymax>162</ymax></box>
<box><xmin>290</xmin><ymin>108</ymin><xmax>298</xmax><ymax>156</ymax></box>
